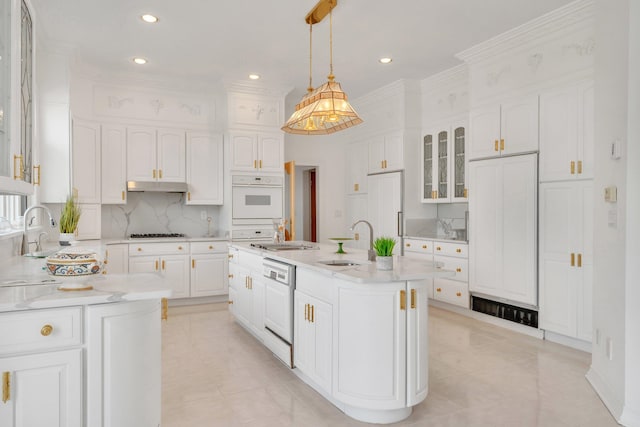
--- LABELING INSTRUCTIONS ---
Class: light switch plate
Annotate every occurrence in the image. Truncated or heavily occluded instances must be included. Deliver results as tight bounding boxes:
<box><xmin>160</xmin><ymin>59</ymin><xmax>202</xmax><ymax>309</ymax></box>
<box><xmin>604</xmin><ymin>186</ymin><xmax>617</xmax><ymax>203</ymax></box>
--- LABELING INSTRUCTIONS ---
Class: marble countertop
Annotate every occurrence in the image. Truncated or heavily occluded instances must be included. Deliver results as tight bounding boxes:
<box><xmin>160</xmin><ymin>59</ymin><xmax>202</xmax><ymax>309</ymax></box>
<box><xmin>404</xmin><ymin>235</ymin><xmax>468</xmax><ymax>244</ymax></box>
<box><xmin>0</xmin><ymin>253</ymin><xmax>172</xmax><ymax>313</ymax></box>
<box><xmin>230</xmin><ymin>242</ymin><xmax>455</xmax><ymax>284</ymax></box>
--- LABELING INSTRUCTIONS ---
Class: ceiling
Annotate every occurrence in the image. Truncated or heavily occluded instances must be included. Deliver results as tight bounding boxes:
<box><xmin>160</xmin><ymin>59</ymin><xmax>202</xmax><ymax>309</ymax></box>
<box><xmin>31</xmin><ymin>0</ymin><xmax>575</xmax><ymax>101</ymax></box>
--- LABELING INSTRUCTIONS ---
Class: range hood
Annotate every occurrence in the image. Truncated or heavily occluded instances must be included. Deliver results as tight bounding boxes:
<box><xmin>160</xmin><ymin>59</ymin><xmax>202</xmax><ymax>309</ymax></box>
<box><xmin>127</xmin><ymin>181</ymin><xmax>189</xmax><ymax>193</ymax></box>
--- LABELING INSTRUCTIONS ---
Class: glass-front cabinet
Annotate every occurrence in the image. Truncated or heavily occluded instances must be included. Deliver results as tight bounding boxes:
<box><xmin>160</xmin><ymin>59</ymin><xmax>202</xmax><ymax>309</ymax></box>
<box><xmin>0</xmin><ymin>0</ymin><xmax>35</xmax><ymax>195</ymax></box>
<box><xmin>421</xmin><ymin>120</ymin><xmax>467</xmax><ymax>203</ymax></box>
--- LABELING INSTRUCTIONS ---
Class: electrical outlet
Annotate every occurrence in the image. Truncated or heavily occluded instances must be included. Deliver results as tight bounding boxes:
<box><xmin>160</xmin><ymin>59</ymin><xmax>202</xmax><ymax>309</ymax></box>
<box><xmin>200</xmin><ymin>210</ymin><xmax>207</xmax><ymax>221</ymax></box>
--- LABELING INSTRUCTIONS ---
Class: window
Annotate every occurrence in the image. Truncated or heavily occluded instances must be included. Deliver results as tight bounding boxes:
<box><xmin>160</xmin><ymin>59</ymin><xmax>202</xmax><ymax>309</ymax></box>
<box><xmin>0</xmin><ymin>194</ymin><xmax>25</xmax><ymax>230</ymax></box>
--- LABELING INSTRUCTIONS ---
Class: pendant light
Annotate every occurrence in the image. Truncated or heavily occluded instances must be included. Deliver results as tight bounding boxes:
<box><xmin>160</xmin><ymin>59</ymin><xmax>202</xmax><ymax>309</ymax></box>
<box><xmin>282</xmin><ymin>0</ymin><xmax>363</xmax><ymax>135</ymax></box>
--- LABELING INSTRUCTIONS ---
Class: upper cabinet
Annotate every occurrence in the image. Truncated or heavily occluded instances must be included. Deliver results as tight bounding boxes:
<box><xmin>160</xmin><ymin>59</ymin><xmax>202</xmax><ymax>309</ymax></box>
<box><xmin>229</xmin><ymin>131</ymin><xmax>283</xmax><ymax>173</ymax></box>
<box><xmin>101</xmin><ymin>124</ymin><xmax>127</xmax><ymax>204</ymax></box>
<box><xmin>539</xmin><ymin>81</ymin><xmax>594</xmax><ymax>182</ymax></box>
<box><xmin>71</xmin><ymin>119</ymin><xmax>101</xmax><ymax>204</ymax></box>
<box><xmin>345</xmin><ymin>142</ymin><xmax>368</xmax><ymax>195</ymax></box>
<box><xmin>126</xmin><ymin>127</ymin><xmax>186</xmax><ymax>182</ymax></box>
<box><xmin>0</xmin><ymin>0</ymin><xmax>35</xmax><ymax>195</ymax></box>
<box><xmin>421</xmin><ymin>119</ymin><xmax>467</xmax><ymax>203</ymax></box>
<box><xmin>469</xmin><ymin>95</ymin><xmax>539</xmax><ymax>160</ymax></box>
<box><xmin>368</xmin><ymin>132</ymin><xmax>403</xmax><ymax>174</ymax></box>
<box><xmin>186</xmin><ymin>132</ymin><xmax>223</xmax><ymax>205</ymax></box>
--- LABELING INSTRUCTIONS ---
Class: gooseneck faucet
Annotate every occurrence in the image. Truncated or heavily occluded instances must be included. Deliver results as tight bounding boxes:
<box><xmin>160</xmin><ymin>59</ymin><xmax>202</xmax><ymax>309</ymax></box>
<box><xmin>350</xmin><ymin>219</ymin><xmax>376</xmax><ymax>261</ymax></box>
<box><xmin>21</xmin><ymin>205</ymin><xmax>56</xmax><ymax>255</ymax></box>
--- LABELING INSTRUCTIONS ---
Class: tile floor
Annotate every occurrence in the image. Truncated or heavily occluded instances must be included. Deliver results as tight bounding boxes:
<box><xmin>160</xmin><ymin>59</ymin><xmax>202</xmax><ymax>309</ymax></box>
<box><xmin>161</xmin><ymin>303</ymin><xmax>619</xmax><ymax>427</ymax></box>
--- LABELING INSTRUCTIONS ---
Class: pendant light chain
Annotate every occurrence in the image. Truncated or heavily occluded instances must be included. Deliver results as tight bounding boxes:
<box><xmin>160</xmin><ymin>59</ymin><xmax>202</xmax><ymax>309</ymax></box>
<box><xmin>308</xmin><ymin>22</ymin><xmax>313</xmax><ymax>92</ymax></box>
<box><xmin>328</xmin><ymin>10</ymin><xmax>334</xmax><ymax>80</ymax></box>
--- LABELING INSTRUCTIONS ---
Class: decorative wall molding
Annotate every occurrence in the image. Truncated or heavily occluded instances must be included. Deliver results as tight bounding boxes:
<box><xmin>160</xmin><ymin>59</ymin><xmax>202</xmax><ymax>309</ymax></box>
<box><xmin>486</xmin><ymin>66</ymin><xmax>511</xmax><ymax>87</ymax></box>
<box><xmin>227</xmin><ymin>93</ymin><xmax>283</xmax><ymax>129</ymax></box>
<box><xmin>527</xmin><ymin>53</ymin><xmax>544</xmax><ymax>73</ymax></box>
<box><xmin>563</xmin><ymin>37</ymin><xmax>595</xmax><ymax>57</ymax></box>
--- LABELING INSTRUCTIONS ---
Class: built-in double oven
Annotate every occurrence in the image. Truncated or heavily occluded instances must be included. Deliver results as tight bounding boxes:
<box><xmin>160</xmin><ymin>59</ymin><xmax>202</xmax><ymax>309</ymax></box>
<box><xmin>231</xmin><ymin>175</ymin><xmax>283</xmax><ymax>225</ymax></box>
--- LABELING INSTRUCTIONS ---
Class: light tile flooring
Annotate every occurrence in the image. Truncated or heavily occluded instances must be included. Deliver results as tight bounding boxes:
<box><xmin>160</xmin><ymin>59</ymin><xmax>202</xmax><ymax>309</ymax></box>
<box><xmin>161</xmin><ymin>303</ymin><xmax>618</xmax><ymax>427</ymax></box>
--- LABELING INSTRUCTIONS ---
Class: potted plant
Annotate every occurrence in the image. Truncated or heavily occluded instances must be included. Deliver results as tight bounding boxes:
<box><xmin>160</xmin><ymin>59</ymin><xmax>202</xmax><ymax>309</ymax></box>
<box><xmin>373</xmin><ymin>236</ymin><xmax>396</xmax><ymax>270</ymax></box>
<box><xmin>59</xmin><ymin>196</ymin><xmax>81</xmax><ymax>246</ymax></box>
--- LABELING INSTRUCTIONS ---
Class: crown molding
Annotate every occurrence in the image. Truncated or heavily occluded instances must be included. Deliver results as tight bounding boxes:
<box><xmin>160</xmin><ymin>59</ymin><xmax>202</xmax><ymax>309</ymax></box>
<box><xmin>420</xmin><ymin>64</ymin><xmax>468</xmax><ymax>92</ymax></box>
<box><xmin>224</xmin><ymin>80</ymin><xmax>293</xmax><ymax>99</ymax></box>
<box><xmin>353</xmin><ymin>79</ymin><xmax>419</xmax><ymax>106</ymax></box>
<box><xmin>456</xmin><ymin>0</ymin><xmax>594</xmax><ymax>64</ymax></box>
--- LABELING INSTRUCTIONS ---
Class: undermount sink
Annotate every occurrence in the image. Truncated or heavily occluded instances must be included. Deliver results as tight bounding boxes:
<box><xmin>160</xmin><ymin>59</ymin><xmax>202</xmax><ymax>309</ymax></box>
<box><xmin>318</xmin><ymin>259</ymin><xmax>368</xmax><ymax>267</ymax></box>
<box><xmin>23</xmin><ymin>249</ymin><xmax>60</xmax><ymax>258</ymax></box>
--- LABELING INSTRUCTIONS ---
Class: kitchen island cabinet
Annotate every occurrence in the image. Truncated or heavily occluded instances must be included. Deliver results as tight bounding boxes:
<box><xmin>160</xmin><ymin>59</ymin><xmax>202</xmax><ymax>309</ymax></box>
<box><xmin>228</xmin><ymin>243</ymin><xmax>452</xmax><ymax>424</ymax></box>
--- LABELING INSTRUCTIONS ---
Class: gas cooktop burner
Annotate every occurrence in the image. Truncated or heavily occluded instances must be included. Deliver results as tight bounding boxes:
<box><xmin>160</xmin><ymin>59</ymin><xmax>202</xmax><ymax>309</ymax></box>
<box><xmin>129</xmin><ymin>233</ymin><xmax>186</xmax><ymax>239</ymax></box>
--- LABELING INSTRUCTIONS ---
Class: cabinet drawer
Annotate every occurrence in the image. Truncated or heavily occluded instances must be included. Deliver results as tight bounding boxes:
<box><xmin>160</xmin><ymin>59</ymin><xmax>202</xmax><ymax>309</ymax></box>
<box><xmin>433</xmin><ymin>279</ymin><xmax>469</xmax><ymax>308</ymax></box>
<box><xmin>296</xmin><ymin>268</ymin><xmax>333</xmax><ymax>304</ymax></box>
<box><xmin>433</xmin><ymin>241</ymin><xmax>468</xmax><ymax>258</ymax></box>
<box><xmin>434</xmin><ymin>255</ymin><xmax>468</xmax><ymax>282</ymax></box>
<box><xmin>129</xmin><ymin>242</ymin><xmax>188</xmax><ymax>255</ymax></box>
<box><xmin>191</xmin><ymin>241</ymin><xmax>228</xmax><ymax>254</ymax></box>
<box><xmin>238</xmin><ymin>251</ymin><xmax>263</xmax><ymax>273</ymax></box>
<box><xmin>0</xmin><ymin>307</ymin><xmax>82</xmax><ymax>355</ymax></box>
<box><xmin>403</xmin><ymin>238</ymin><xmax>433</xmax><ymax>255</ymax></box>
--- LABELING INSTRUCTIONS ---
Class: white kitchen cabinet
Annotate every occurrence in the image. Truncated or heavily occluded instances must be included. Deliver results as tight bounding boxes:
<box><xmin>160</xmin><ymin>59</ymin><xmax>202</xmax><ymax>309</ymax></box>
<box><xmin>104</xmin><ymin>243</ymin><xmax>128</xmax><ymax>275</ymax></box>
<box><xmin>539</xmin><ymin>81</ymin><xmax>594</xmax><ymax>182</ymax></box>
<box><xmin>422</xmin><ymin>121</ymin><xmax>467</xmax><ymax>203</ymax></box>
<box><xmin>126</xmin><ymin>127</ymin><xmax>186</xmax><ymax>182</ymax></box>
<box><xmin>406</xmin><ymin>280</ymin><xmax>429</xmax><ymax>406</ymax></box>
<box><xmin>368</xmin><ymin>132</ymin><xmax>403</xmax><ymax>174</ymax></box>
<box><xmin>190</xmin><ymin>242</ymin><xmax>228</xmax><ymax>297</ymax></box>
<box><xmin>403</xmin><ymin>239</ymin><xmax>434</xmax><ymax>299</ymax></box>
<box><xmin>75</xmin><ymin>203</ymin><xmax>101</xmax><ymax>240</ymax></box>
<box><xmin>469</xmin><ymin>95</ymin><xmax>539</xmax><ymax>160</ymax></box>
<box><xmin>433</xmin><ymin>241</ymin><xmax>470</xmax><ymax>308</ymax></box>
<box><xmin>345</xmin><ymin>194</ymin><xmax>368</xmax><ymax>251</ymax></box>
<box><xmin>468</xmin><ymin>153</ymin><xmax>537</xmax><ymax>306</ymax></box>
<box><xmin>71</xmin><ymin>119</ymin><xmax>101</xmax><ymax>204</ymax></box>
<box><xmin>0</xmin><ymin>349</ymin><xmax>83</xmax><ymax>427</ymax></box>
<box><xmin>186</xmin><ymin>132</ymin><xmax>223</xmax><ymax>205</ymax></box>
<box><xmin>86</xmin><ymin>300</ymin><xmax>161</xmax><ymax>427</ymax></box>
<box><xmin>227</xmin><ymin>250</ymin><xmax>265</xmax><ymax>339</ymax></box>
<box><xmin>539</xmin><ymin>180</ymin><xmax>593</xmax><ymax>342</ymax></box>
<box><xmin>101</xmin><ymin>124</ymin><xmax>127</xmax><ymax>204</ymax></box>
<box><xmin>345</xmin><ymin>141</ymin><xmax>368</xmax><ymax>194</ymax></box>
<box><xmin>128</xmin><ymin>242</ymin><xmax>190</xmax><ymax>299</ymax></box>
<box><xmin>294</xmin><ymin>290</ymin><xmax>332</xmax><ymax>394</ymax></box>
<box><xmin>229</xmin><ymin>131</ymin><xmax>283</xmax><ymax>173</ymax></box>
<box><xmin>367</xmin><ymin>171</ymin><xmax>402</xmax><ymax>238</ymax></box>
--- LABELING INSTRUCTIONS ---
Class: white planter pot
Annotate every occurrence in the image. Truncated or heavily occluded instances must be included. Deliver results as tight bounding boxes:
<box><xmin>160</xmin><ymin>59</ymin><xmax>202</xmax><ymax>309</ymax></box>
<box><xmin>376</xmin><ymin>256</ymin><xmax>393</xmax><ymax>271</ymax></box>
<box><xmin>59</xmin><ymin>232</ymin><xmax>74</xmax><ymax>246</ymax></box>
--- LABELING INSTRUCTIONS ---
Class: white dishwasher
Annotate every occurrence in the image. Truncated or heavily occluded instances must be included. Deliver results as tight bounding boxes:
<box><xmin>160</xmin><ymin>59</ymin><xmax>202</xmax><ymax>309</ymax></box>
<box><xmin>262</xmin><ymin>258</ymin><xmax>296</xmax><ymax>368</ymax></box>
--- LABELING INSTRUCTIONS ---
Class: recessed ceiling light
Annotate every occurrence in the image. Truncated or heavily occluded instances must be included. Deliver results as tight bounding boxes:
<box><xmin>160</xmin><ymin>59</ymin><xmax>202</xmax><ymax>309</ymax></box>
<box><xmin>141</xmin><ymin>14</ymin><xmax>158</xmax><ymax>23</ymax></box>
<box><xmin>133</xmin><ymin>57</ymin><xmax>147</xmax><ymax>65</ymax></box>
<box><xmin>248</xmin><ymin>74</ymin><xmax>261</xmax><ymax>80</ymax></box>
<box><xmin>379</xmin><ymin>57</ymin><xmax>393</xmax><ymax>64</ymax></box>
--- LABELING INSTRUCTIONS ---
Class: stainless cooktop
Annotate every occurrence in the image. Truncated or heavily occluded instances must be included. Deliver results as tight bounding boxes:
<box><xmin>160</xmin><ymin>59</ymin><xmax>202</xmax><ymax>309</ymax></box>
<box><xmin>250</xmin><ymin>242</ymin><xmax>318</xmax><ymax>251</ymax></box>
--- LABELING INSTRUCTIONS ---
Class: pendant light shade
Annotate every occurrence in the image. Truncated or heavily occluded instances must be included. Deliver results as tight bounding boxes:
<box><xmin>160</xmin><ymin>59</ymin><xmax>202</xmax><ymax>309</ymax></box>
<box><xmin>282</xmin><ymin>0</ymin><xmax>363</xmax><ymax>135</ymax></box>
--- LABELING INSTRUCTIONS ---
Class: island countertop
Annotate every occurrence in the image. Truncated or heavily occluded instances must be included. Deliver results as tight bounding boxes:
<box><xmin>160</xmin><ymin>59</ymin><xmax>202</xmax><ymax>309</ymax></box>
<box><xmin>229</xmin><ymin>241</ymin><xmax>455</xmax><ymax>283</ymax></box>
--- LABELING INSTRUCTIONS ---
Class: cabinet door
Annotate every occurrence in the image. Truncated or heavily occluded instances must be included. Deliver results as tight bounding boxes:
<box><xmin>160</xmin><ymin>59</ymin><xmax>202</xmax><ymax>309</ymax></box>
<box><xmin>334</xmin><ymin>282</ymin><xmax>406</xmax><ymax>410</ymax></box>
<box><xmin>346</xmin><ymin>142</ymin><xmax>368</xmax><ymax>194</ymax></box>
<box><xmin>500</xmin><ymin>96</ymin><xmax>539</xmax><ymax>155</ymax></box>
<box><xmin>576</xmin><ymin>181</ymin><xmax>593</xmax><ymax>342</ymax></box>
<box><xmin>577</xmin><ymin>82</ymin><xmax>594</xmax><ymax>180</ymax></box>
<box><xmin>434</xmin><ymin>129</ymin><xmax>450</xmax><ymax>201</ymax></box>
<box><xmin>71</xmin><ymin>120</ymin><xmax>101</xmax><ymax>203</ymax></box>
<box><xmin>101</xmin><ymin>124</ymin><xmax>127</xmax><ymax>204</ymax></box>
<box><xmin>126</xmin><ymin>127</ymin><xmax>156</xmax><ymax>181</ymax></box>
<box><xmin>539</xmin><ymin>86</ymin><xmax>578</xmax><ymax>182</ymax></box>
<box><xmin>345</xmin><ymin>194</ymin><xmax>368</xmax><ymax>250</ymax></box>
<box><xmin>367</xmin><ymin>172</ymin><xmax>402</xmax><ymax>238</ymax></box>
<box><xmin>469</xmin><ymin>104</ymin><xmax>501</xmax><ymax>160</ymax></box>
<box><xmin>0</xmin><ymin>349</ymin><xmax>82</xmax><ymax>427</ymax></box>
<box><xmin>162</xmin><ymin>255</ymin><xmax>190</xmax><ymax>299</ymax></box>
<box><xmin>229</xmin><ymin>133</ymin><xmax>257</xmax><ymax>171</ymax></box>
<box><xmin>157</xmin><ymin>129</ymin><xmax>185</xmax><ymax>182</ymax></box>
<box><xmin>75</xmin><ymin>203</ymin><xmax>101</xmax><ymax>240</ymax></box>
<box><xmin>86</xmin><ymin>300</ymin><xmax>161</xmax><ymax>427</ymax></box>
<box><xmin>257</xmin><ymin>134</ymin><xmax>283</xmax><ymax>172</ymax></box>
<box><xmin>104</xmin><ymin>244</ymin><xmax>128</xmax><ymax>275</ymax></box>
<box><xmin>186</xmin><ymin>133</ymin><xmax>223</xmax><ymax>205</ymax></box>
<box><xmin>368</xmin><ymin>135</ymin><xmax>385</xmax><ymax>173</ymax></box>
<box><xmin>384</xmin><ymin>132</ymin><xmax>404</xmax><ymax>171</ymax></box>
<box><xmin>294</xmin><ymin>291</ymin><xmax>313</xmax><ymax>377</ymax></box>
<box><xmin>421</xmin><ymin>132</ymin><xmax>436</xmax><ymax>202</ymax></box>
<box><xmin>250</xmin><ymin>277</ymin><xmax>265</xmax><ymax>338</ymax></box>
<box><xmin>450</xmin><ymin>124</ymin><xmax>468</xmax><ymax>201</ymax></box>
<box><xmin>190</xmin><ymin>254</ymin><xmax>228</xmax><ymax>297</ymax></box>
<box><xmin>128</xmin><ymin>255</ymin><xmax>159</xmax><ymax>274</ymax></box>
<box><xmin>406</xmin><ymin>280</ymin><xmax>429</xmax><ymax>406</ymax></box>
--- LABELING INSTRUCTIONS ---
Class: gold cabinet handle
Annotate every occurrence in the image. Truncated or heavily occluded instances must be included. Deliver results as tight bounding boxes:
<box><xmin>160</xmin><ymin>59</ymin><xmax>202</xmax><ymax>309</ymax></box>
<box><xmin>13</xmin><ymin>154</ymin><xmax>24</xmax><ymax>180</ymax></box>
<box><xmin>406</xmin><ymin>243</ymin><xmax>411</xmax><ymax>247</ymax></box>
<box><xmin>577</xmin><ymin>253</ymin><xmax>582</xmax><ymax>267</ymax></box>
<box><xmin>155</xmin><ymin>260</ymin><xmax>159</xmax><ymax>270</ymax></box>
<box><xmin>436</xmin><ymin>288</ymin><xmax>442</xmax><ymax>292</ymax></box>
<box><xmin>456</xmin><ymin>248</ymin><xmax>462</xmax><ymax>253</ymax></box>
<box><xmin>228</xmin><ymin>274</ymin><xmax>234</xmax><ymax>278</ymax></box>
<box><xmin>33</xmin><ymin>165</ymin><xmax>41</xmax><ymax>185</ymax></box>
<box><xmin>436</xmin><ymin>246</ymin><xmax>442</xmax><ymax>251</ymax></box>
<box><xmin>311</xmin><ymin>304</ymin><xmax>314</xmax><ymax>323</ymax></box>
<box><xmin>422</xmin><ymin>245</ymin><xmax>427</xmax><ymax>249</ymax></box>
<box><xmin>500</xmin><ymin>139</ymin><xmax>505</xmax><ymax>151</ymax></box>
<box><xmin>228</xmin><ymin>300</ymin><xmax>234</xmax><ymax>305</ymax></box>
<box><xmin>2</xmin><ymin>372</ymin><xmax>9</xmax><ymax>403</ymax></box>
<box><xmin>208</xmin><ymin>245</ymin><xmax>213</xmax><ymax>250</ymax></box>
<box><xmin>305</xmin><ymin>303</ymin><xmax>308</xmax><ymax>321</ymax></box>
<box><xmin>570</xmin><ymin>253</ymin><xmax>575</xmax><ymax>266</ymax></box>
<box><xmin>162</xmin><ymin>298</ymin><xmax>168</xmax><ymax>320</ymax></box>
<box><xmin>228</xmin><ymin>254</ymin><xmax>234</xmax><ymax>259</ymax></box>
<box><xmin>187</xmin><ymin>191</ymin><xmax>191</xmax><ymax>201</ymax></box>
<box><xmin>354</xmin><ymin>183</ymin><xmax>359</xmax><ymax>192</ymax></box>
<box><xmin>434</xmin><ymin>190</ymin><xmax>438</xmax><ymax>198</ymax></box>
<box><xmin>570</xmin><ymin>161</ymin><xmax>576</xmax><ymax>175</ymax></box>
<box><xmin>259</xmin><ymin>159</ymin><xmax>263</xmax><ymax>169</ymax></box>
<box><xmin>178</xmin><ymin>246</ymin><xmax>183</xmax><ymax>250</ymax></box>
<box><xmin>456</xmin><ymin>292</ymin><xmax>462</xmax><ymax>297</ymax></box>
<box><xmin>494</xmin><ymin>140</ymin><xmax>499</xmax><ymax>152</ymax></box>
<box><xmin>254</xmin><ymin>160</ymin><xmax>257</xmax><ymax>169</ymax></box>
<box><xmin>161</xmin><ymin>260</ymin><xmax>166</xmax><ymax>270</ymax></box>
<box><xmin>463</xmin><ymin>188</ymin><xmax>468</xmax><ymax>198</ymax></box>
<box><xmin>381</xmin><ymin>160</ymin><xmax>384</xmax><ymax>169</ymax></box>
<box><xmin>354</xmin><ymin>233</ymin><xmax>359</xmax><ymax>241</ymax></box>
<box><xmin>577</xmin><ymin>160</ymin><xmax>583</xmax><ymax>174</ymax></box>
<box><xmin>137</xmin><ymin>247</ymin><xmax>142</xmax><ymax>252</ymax></box>
<box><xmin>192</xmin><ymin>259</ymin><xmax>195</xmax><ymax>269</ymax></box>
<box><xmin>152</xmin><ymin>169</ymin><xmax>157</xmax><ymax>179</ymax></box>
<box><xmin>40</xmin><ymin>324</ymin><xmax>53</xmax><ymax>336</ymax></box>
<box><xmin>400</xmin><ymin>290</ymin><xmax>406</xmax><ymax>310</ymax></box>
<box><xmin>410</xmin><ymin>289</ymin><xmax>416</xmax><ymax>309</ymax></box>
<box><xmin>121</xmin><ymin>190</ymin><xmax>125</xmax><ymax>201</ymax></box>
<box><xmin>456</xmin><ymin>267</ymin><xmax>462</xmax><ymax>272</ymax></box>
<box><xmin>159</xmin><ymin>169</ymin><xmax>163</xmax><ymax>179</ymax></box>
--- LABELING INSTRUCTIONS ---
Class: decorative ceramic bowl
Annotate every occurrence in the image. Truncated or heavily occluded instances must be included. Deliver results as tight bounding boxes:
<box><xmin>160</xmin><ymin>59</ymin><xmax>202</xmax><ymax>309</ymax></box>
<box><xmin>46</xmin><ymin>250</ymin><xmax>101</xmax><ymax>276</ymax></box>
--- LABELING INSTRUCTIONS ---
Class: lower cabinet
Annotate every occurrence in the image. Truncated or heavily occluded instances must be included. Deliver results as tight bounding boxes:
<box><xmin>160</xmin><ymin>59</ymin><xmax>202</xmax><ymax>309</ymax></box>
<box><xmin>103</xmin><ymin>244</ymin><xmax>129</xmax><ymax>274</ymax></box>
<box><xmin>0</xmin><ymin>349</ymin><xmax>82</xmax><ymax>427</ymax></box>
<box><xmin>128</xmin><ymin>242</ymin><xmax>190</xmax><ymax>299</ymax></box>
<box><xmin>294</xmin><ymin>290</ymin><xmax>332</xmax><ymax>393</ymax></box>
<box><xmin>228</xmin><ymin>261</ymin><xmax>264</xmax><ymax>339</ymax></box>
<box><xmin>190</xmin><ymin>242</ymin><xmax>228</xmax><ymax>297</ymax></box>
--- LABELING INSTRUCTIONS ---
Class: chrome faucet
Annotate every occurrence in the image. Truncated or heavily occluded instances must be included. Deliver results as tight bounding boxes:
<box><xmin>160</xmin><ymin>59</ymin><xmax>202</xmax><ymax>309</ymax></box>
<box><xmin>350</xmin><ymin>219</ymin><xmax>376</xmax><ymax>261</ymax></box>
<box><xmin>21</xmin><ymin>205</ymin><xmax>56</xmax><ymax>255</ymax></box>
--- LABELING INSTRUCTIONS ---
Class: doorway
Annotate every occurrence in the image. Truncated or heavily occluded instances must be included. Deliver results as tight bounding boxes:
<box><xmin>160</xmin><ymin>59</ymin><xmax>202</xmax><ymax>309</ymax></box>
<box><xmin>284</xmin><ymin>162</ymin><xmax>318</xmax><ymax>242</ymax></box>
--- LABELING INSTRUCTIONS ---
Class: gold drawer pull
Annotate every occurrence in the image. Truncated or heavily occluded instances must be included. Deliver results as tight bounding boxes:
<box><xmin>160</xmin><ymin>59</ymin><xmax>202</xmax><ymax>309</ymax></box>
<box><xmin>228</xmin><ymin>274</ymin><xmax>234</xmax><ymax>278</ymax></box>
<box><xmin>228</xmin><ymin>300</ymin><xmax>234</xmax><ymax>305</ymax></box>
<box><xmin>456</xmin><ymin>248</ymin><xmax>462</xmax><ymax>253</ymax></box>
<box><xmin>33</xmin><ymin>165</ymin><xmax>41</xmax><ymax>185</ymax></box>
<box><xmin>456</xmin><ymin>292</ymin><xmax>462</xmax><ymax>297</ymax></box>
<box><xmin>155</xmin><ymin>260</ymin><xmax>159</xmax><ymax>270</ymax></box>
<box><xmin>500</xmin><ymin>139</ymin><xmax>504</xmax><ymax>151</ymax></box>
<box><xmin>422</xmin><ymin>245</ymin><xmax>427</xmax><ymax>249</ymax></box>
<box><xmin>570</xmin><ymin>161</ymin><xmax>576</xmax><ymax>174</ymax></box>
<box><xmin>456</xmin><ymin>268</ymin><xmax>462</xmax><ymax>272</ymax></box>
<box><xmin>436</xmin><ymin>288</ymin><xmax>442</xmax><ymax>292</ymax></box>
<box><xmin>187</xmin><ymin>191</ymin><xmax>191</xmax><ymax>201</ymax></box>
<box><xmin>570</xmin><ymin>253</ymin><xmax>575</xmax><ymax>266</ymax></box>
<box><xmin>162</xmin><ymin>260</ymin><xmax>166</xmax><ymax>270</ymax></box>
<box><xmin>152</xmin><ymin>169</ymin><xmax>157</xmax><ymax>179</ymax></box>
<box><xmin>310</xmin><ymin>304</ymin><xmax>314</xmax><ymax>322</ymax></box>
<box><xmin>577</xmin><ymin>253</ymin><xmax>582</xmax><ymax>267</ymax></box>
<box><xmin>577</xmin><ymin>160</ymin><xmax>583</xmax><ymax>174</ymax></box>
<box><xmin>122</xmin><ymin>190</ymin><xmax>125</xmax><ymax>200</ymax></box>
<box><xmin>494</xmin><ymin>140</ymin><xmax>499</xmax><ymax>151</ymax></box>
<box><xmin>463</xmin><ymin>188</ymin><xmax>468</xmax><ymax>198</ymax></box>
<box><xmin>192</xmin><ymin>259</ymin><xmax>196</xmax><ymax>269</ymax></box>
<box><xmin>406</xmin><ymin>243</ymin><xmax>411</xmax><ymax>247</ymax></box>
<box><xmin>159</xmin><ymin>170</ymin><xmax>163</xmax><ymax>179</ymax></box>
<box><xmin>2</xmin><ymin>372</ymin><xmax>9</xmax><ymax>403</ymax></box>
<box><xmin>137</xmin><ymin>247</ymin><xmax>142</xmax><ymax>251</ymax></box>
<box><xmin>400</xmin><ymin>290</ymin><xmax>406</xmax><ymax>310</ymax></box>
<box><xmin>228</xmin><ymin>254</ymin><xmax>234</xmax><ymax>259</ymax></box>
<box><xmin>178</xmin><ymin>246</ymin><xmax>183</xmax><ymax>250</ymax></box>
<box><xmin>354</xmin><ymin>183</ymin><xmax>359</xmax><ymax>192</ymax></box>
<box><xmin>209</xmin><ymin>245</ymin><xmax>213</xmax><ymax>250</ymax></box>
<box><xmin>40</xmin><ymin>324</ymin><xmax>53</xmax><ymax>336</ymax></box>
<box><xmin>410</xmin><ymin>289</ymin><xmax>416</xmax><ymax>309</ymax></box>
<box><xmin>436</xmin><ymin>246</ymin><xmax>442</xmax><ymax>251</ymax></box>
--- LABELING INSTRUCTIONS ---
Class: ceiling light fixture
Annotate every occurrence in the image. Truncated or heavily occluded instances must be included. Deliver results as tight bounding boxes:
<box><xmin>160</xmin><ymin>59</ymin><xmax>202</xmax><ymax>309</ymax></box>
<box><xmin>282</xmin><ymin>0</ymin><xmax>363</xmax><ymax>135</ymax></box>
<box><xmin>141</xmin><ymin>14</ymin><xmax>158</xmax><ymax>23</ymax></box>
<box><xmin>248</xmin><ymin>74</ymin><xmax>261</xmax><ymax>80</ymax></box>
<box><xmin>379</xmin><ymin>57</ymin><xmax>393</xmax><ymax>64</ymax></box>
<box><xmin>133</xmin><ymin>57</ymin><xmax>147</xmax><ymax>65</ymax></box>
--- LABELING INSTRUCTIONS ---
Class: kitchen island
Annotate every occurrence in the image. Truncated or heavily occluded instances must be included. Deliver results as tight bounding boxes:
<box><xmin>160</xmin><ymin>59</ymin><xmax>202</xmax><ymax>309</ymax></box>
<box><xmin>0</xmin><ymin>253</ymin><xmax>171</xmax><ymax>427</ymax></box>
<box><xmin>228</xmin><ymin>242</ymin><xmax>453</xmax><ymax>424</ymax></box>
